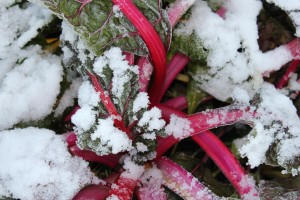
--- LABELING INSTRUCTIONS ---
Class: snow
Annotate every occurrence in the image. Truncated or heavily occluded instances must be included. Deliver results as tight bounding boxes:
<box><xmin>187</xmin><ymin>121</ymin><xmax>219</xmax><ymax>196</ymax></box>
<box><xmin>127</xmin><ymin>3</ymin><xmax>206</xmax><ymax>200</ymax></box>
<box><xmin>90</xmin><ymin>117</ymin><xmax>132</xmax><ymax>155</ymax></box>
<box><xmin>0</xmin><ymin>127</ymin><xmax>100</xmax><ymax>200</ymax></box>
<box><xmin>93</xmin><ymin>47</ymin><xmax>139</xmax><ymax>101</ymax></box>
<box><xmin>54</xmin><ymin>77</ymin><xmax>83</xmax><ymax>116</ymax></box>
<box><xmin>72</xmin><ymin>105</ymin><xmax>97</xmax><ymax>132</ymax></box>
<box><xmin>0</xmin><ymin>47</ymin><xmax>63</xmax><ymax>131</ymax></box>
<box><xmin>136</xmin><ymin>142</ymin><xmax>148</xmax><ymax>152</ymax></box>
<box><xmin>165</xmin><ymin>114</ymin><xmax>194</xmax><ymax>139</ymax></box>
<box><xmin>132</xmin><ymin>92</ymin><xmax>149</xmax><ymax>112</ymax></box>
<box><xmin>137</xmin><ymin>107</ymin><xmax>166</xmax><ymax>131</ymax></box>
<box><xmin>138</xmin><ymin>165</ymin><xmax>166</xmax><ymax>199</ymax></box>
<box><xmin>121</xmin><ymin>156</ymin><xmax>144</xmax><ymax>180</ymax></box>
<box><xmin>176</xmin><ymin>0</ymin><xmax>293</xmax><ymax>101</ymax></box>
<box><xmin>239</xmin><ymin>83</ymin><xmax>300</xmax><ymax>174</ymax></box>
<box><xmin>77</xmin><ymin>81</ymin><xmax>100</xmax><ymax>107</ymax></box>
<box><xmin>0</xmin><ymin>2</ymin><xmax>63</xmax><ymax>131</ymax></box>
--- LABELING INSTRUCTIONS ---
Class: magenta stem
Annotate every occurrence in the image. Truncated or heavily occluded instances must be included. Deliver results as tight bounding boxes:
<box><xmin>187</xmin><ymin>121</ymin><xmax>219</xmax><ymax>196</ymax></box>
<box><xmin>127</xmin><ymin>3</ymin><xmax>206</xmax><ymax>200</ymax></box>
<box><xmin>286</xmin><ymin>38</ymin><xmax>300</xmax><ymax>59</ymax></box>
<box><xmin>157</xmin><ymin>53</ymin><xmax>190</xmax><ymax>102</ymax></box>
<box><xmin>87</xmin><ymin>71</ymin><xmax>130</xmax><ymax>136</ymax></box>
<box><xmin>276</xmin><ymin>60</ymin><xmax>300</xmax><ymax>89</ymax></box>
<box><xmin>167</xmin><ymin>0</ymin><xmax>196</xmax><ymax>28</ymax></box>
<box><xmin>162</xmin><ymin>95</ymin><xmax>188</xmax><ymax>110</ymax></box>
<box><xmin>157</xmin><ymin>157</ymin><xmax>219</xmax><ymax>200</ymax></box>
<box><xmin>192</xmin><ymin>132</ymin><xmax>259</xmax><ymax>198</ymax></box>
<box><xmin>123</xmin><ymin>52</ymin><xmax>135</xmax><ymax>66</ymax></box>
<box><xmin>112</xmin><ymin>0</ymin><xmax>166</xmax><ymax>103</ymax></box>
<box><xmin>108</xmin><ymin>174</ymin><xmax>138</xmax><ymax>200</ymax></box>
<box><xmin>155</xmin><ymin>106</ymin><xmax>259</xmax><ymax>198</ymax></box>
<box><xmin>137</xmin><ymin>57</ymin><xmax>153</xmax><ymax>92</ymax></box>
<box><xmin>187</xmin><ymin>106</ymin><xmax>253</xmax><ymax>132</ymax></box>
<box><xmin>69</xmin><ymin>145</ymin><xmax>121</xmax><ymax>168</ymax></box>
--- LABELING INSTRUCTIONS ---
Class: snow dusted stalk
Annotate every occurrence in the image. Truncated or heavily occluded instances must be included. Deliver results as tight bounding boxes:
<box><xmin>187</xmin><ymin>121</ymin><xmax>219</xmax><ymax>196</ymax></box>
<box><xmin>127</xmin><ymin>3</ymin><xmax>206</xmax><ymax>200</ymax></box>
<box><xmin>187</xmin><ymin>105</ymin><xmax>254</xmax><ymax>131</ymax></box>
<box><xmin>156</xmin><ymin>157</ymin><xmax>219</xmax><ymax>200</ymax></box>
<box><xmin>167</xmin><ymin>0</ymin><xmax>196</xmax><ymax>27</ymax></box>
<box><xmin>276</xmin><ymin>60</ymin><xmax>300</xmax><ymax>89</ymax></box>
<box><xmin>157</xmin><ymin>53</ymin><xmax>190</xmax><ymax>102</ymax></box>
<box><xmin>86</xmin><ymin>71</ymin><xmax>130</xmax><ymax>135</ymax></box>
<box><xmin>123</xmin><ymin>52</ymin><xmax>135</xmax><ymax>66</ymax></box>
<box><xmin>155</xmin><ymin>107</ymin><xmax>259</xmax><ymax>199</ymax></box>
<box><xmin>136</xmin><ymin>186</ymin><xmax>167</xmax><ymax>200</ymax></box>
<box><xmin>155</xmin><ymin>105</ymin><xmax>253</xmax><ymax>157</ymax></box>
<box><xmin>108</xmin><ymin>174</ymin><xmax>138</xmax><ymax>200</ymax></box>
<box><xmin>192</xmin><ymin>132</ymin><xmax>259</xmax><ymax>199</ymax></box>
<box><xmin>137</xmin><ymin>57</ymin><xmax>153</xmax><ymax>92</ymax></box>
<box><xmin>111</xmin><ymin>0</ymin><xmax>167</xmax><ymax>103</ymax></box>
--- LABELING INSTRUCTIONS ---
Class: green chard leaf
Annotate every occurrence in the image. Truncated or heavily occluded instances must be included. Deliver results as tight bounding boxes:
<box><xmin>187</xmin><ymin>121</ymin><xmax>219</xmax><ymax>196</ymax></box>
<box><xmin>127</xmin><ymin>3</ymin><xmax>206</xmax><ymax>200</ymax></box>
<box><xmin>70</xmin><ymin>47</ymin><xmax>166</xmax><ymax>164</ymax></box>
<box><xmin>41</xmin><ymin>0</ymin><xmax>171</xmax><ymax>56</ymax></box>
<box><xmin>187</xmin><ymin>62</ymin><xmax>209</xmax><ymax>114</ymax></box>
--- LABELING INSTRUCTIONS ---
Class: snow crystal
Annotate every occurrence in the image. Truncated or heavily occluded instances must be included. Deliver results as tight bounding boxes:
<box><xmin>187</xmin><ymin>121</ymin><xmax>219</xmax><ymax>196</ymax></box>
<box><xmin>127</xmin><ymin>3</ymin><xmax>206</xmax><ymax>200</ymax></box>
<box><xmin>132</xmin><ymin>92</ymin><xmax>149</xmax><ymax>112</ymax></box>
<box><xmin>237</xmin><ymin>174</ymin><xmax>259</xmax><ymax>200</ymax></box>
<box><xmin>55</xmin><ymin>77</ymin><xmax>83</xmax><ymax>116</ymax></box>
<box><xmin>121</xmin><ymin>157</ymin><xmax>144</xmax><ymax>180</ymax></box>
<box><xmin>91</xmin><ymin>117</ymin><xmax>132</xmax><ymax>155</ymax></box>
<box><xmin>77</xmin><ymin>81</ymin><xmax>101</xmax><ymax>107</ymax></box>
<box><xmin>72</xmin><ymin>105</ymin><xmax>97</xmax><ymax>132</ymax></box>
<box><xmin>142</xmin><ymin>132</ymin><xmax>156</xmax><ymax>140</ymax></box>
<box><xmin>136</xmin><ymin>142</ymin><xmax>148</xmax><ymax>153</ymax></box>
<box><xmin>165</xmin><ymin>114</ymin><xmax>194</xmax><ymax>139</ymax></box>
<box><xmin>0</xmin><ymin>127</ymin><xmax>100</xmax><ymax>200</ymax></box>
<box><xmin>176</xmin><ymin>0</ymin><xmax>293</xmax><ymax>101</ymax></box>
<box><xmin>138</xmin><ymin>165</ymin><xmax>165</xmax><ymax>199</ymax></box>
<box><xmin>93</xmin><ymin>47</ymin><xmax>139</xmax><ymax>100</ymax></box>
<box><xmin>138</xmin><ymin>107</ymin><xmax>166</xmax><ymax>131</ymax></box>
<box><xmin>0</xmin><ymin>47</ymin><xmax>63</xmax><ymax>131</ymax></box>
<box><xmin>240</xmin><ymin>83</ymin><xmax>300</xmax><ymax>170</ymax></box>
<box><xmin>107</xmin><ymin>194</ymin><xmax>120</xmax><ymax>200</ymax></box>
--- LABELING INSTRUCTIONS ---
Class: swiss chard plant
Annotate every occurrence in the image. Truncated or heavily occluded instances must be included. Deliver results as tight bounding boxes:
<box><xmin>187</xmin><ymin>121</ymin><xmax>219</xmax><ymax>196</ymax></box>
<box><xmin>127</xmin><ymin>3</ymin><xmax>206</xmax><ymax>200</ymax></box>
<box><xmin>1</xmin><ymin>0</ymin><xmax>300</xmax><ymax>199</ymax></box>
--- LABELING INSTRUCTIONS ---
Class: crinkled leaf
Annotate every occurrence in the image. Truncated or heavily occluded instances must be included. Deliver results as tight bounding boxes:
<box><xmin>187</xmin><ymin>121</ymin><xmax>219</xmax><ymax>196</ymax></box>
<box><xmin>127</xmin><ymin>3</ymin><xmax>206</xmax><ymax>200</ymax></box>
<box><xmin>259</xmin><ymin>177</ymin><xmax>300</xmax><ymax>199</ymax></box>
<box><xmin>187</xmin><ymin>62</ymin><xmax>208</xmax><ymax>114</ymax></box>
<box><xmin>170</xmin><ymin>31</ymin><xmax>208</xmax><ymax>62</ymax></box>
<box><xmin>41</xmin><ymin>0</ymin><xmax>171</xmax><ymax>56</ymax></box>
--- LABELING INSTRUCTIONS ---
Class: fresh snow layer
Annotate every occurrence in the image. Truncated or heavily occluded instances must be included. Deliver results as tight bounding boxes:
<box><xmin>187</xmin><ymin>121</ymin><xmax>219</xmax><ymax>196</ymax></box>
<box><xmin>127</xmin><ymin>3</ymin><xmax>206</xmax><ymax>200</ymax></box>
<box><xmin>0</xmin><ymin>2</ymin><xmax>63</xmax><ymax>130</ymax></box>
<box><xmin>0</xmin><ymin>47</ymin><xmax>63</xmax><ymax>130</ymax></box>
<box><xmin>0</xmin><ymin>127</ymin><xmax>100</xmax><ymax>200</ymax></box>
<box><xmin>176</xmin><ymin>0</ymin><xmax>293</xmax><ymax>102</ymax></box>
<box><xmin>91</xmin><ymin>117</ymin><xmax>132</xmax><ymax>155</ymax></box>
<box><xmin>166</xmin><ymin>114</ymin><xmax>194</xmax><ymax>139</ymax></box>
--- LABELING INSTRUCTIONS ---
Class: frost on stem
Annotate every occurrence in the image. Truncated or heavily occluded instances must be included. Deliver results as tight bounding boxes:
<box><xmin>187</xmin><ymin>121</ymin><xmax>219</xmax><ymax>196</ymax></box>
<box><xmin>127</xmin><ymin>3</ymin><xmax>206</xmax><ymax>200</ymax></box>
<box><xmin>157</xmin><ymin>157</ymin><xmax>219</xmax><ymax>200</ymax></box>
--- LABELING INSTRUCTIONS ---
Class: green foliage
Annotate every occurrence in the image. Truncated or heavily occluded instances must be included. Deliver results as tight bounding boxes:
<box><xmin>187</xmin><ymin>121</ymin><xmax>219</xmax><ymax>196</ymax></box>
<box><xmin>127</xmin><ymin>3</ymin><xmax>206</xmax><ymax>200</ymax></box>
<box><xmin>41</xmin><ymin>0</ymin><xmax>171</xmax><ymax>56</ymax></box>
